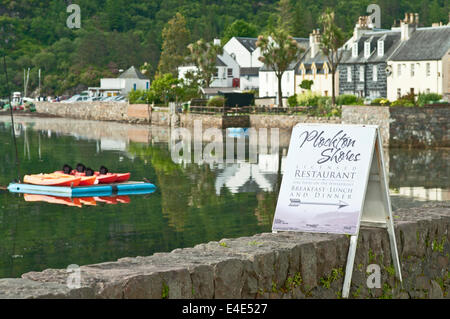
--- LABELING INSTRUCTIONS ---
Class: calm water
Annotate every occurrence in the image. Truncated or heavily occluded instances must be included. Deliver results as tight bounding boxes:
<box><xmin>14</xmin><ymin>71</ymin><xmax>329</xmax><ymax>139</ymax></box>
<box><xmin>0</xmin><ymin>115</ymin><xmax>448</xmax><ymax>278</ymax></box>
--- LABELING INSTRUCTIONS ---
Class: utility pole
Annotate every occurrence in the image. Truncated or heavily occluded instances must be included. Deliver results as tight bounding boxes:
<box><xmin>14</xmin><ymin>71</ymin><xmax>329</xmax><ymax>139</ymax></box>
<box><xmin>24</xmin><ymin>67</ymin><xmax>30</xmax><ymax>97</ymax></box>
<box><xmin>38</xmin><ymin>68</ymin><xmax>41</xmax><ymax>100</ymax></box>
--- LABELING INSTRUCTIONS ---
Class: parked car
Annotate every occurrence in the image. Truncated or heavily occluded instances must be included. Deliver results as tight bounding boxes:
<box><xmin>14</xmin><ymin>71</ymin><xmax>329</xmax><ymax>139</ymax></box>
<box><xmin>62</xmin><ymin>95</ymin><xmax>91</xmax><ymax>103</ymax></box>
<box><xmin>100</xmin><ymin>96</ymin><xmax>115</xmax><ymax>102</ymax></box>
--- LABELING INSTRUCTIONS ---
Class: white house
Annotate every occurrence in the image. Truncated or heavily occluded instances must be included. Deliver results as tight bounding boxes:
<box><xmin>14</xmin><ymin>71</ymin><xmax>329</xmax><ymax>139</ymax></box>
<box><xmin>223</xmin><ymin>37</ymin><xmax>263</xmax><ymax>69</ymax></box>
<box><xmin>88</xmin><ymin>66</ymin><xmax>150</xmax><ymax>97</ymax></box>
<box><xmin>223</xmin><ymin>37</ymin><xmax>263</xmax><ymax>90</ymax></box>
<box><xmin>258</xmin><ymin>37</ymin><xmax>309</xmax><ymax>104</ymax></box>
<box><xmin>178</xmin><ymin>40</ymin><xmax>240</xmax><ymax>89</ymax></box>
<box><xmin>386</xmin><ymin>16</ymin><xmax>450</xmax><ymax>101</ymax></box>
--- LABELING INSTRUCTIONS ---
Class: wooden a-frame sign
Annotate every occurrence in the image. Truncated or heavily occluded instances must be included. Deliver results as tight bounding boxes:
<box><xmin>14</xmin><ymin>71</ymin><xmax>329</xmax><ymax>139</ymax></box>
<box><xmin>272</xmin><ymin>123</ymin><xmax>402</xmax><ymax>298</ymax></box>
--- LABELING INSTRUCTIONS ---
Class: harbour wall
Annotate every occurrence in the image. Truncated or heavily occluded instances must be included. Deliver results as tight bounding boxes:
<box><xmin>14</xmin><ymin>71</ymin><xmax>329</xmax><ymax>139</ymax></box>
<box><xmin>33</xmin><ymin>102</ymin><xmax>450</xmax><ymax>147</ymax></box>
<box><xmin>0</xmin><ymin>203</ymin><xmax>448</xmax><ymax>299</ymax></box>
<box><xmin>342</xmin><ymin>105</ymin><xmax>450</xmax><ymax>148</ymax></box>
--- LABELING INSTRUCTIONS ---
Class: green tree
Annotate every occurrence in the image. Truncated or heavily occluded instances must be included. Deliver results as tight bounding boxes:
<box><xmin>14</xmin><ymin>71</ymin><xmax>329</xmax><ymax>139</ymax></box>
<box><xmin>221</xmin><ymin>19</ymin><xmax>258</xmax><ymax>45</ymax></box>
<box><xmin>256</xmin><ymin>29</ymin><xmax>303</xmax><ymax>107</ymax></box>
<box><xmin>157</xmin><ymin>13</ymin><xmax>191</xmax><ymax>77</ymax></box>
<box><xmin>106</xmin><ymin>0</ymin><xmax>127</xmax><ymax>32</ymax></box>
<box><xmin>150</xmin><ymin>73</ymin><xmax>181</xmax><ymax>105</ymax></box>
<box><xmin>187</xmin><ymin>39</ymin><xmax>223</xmax><ymax>88</ymax></box>
<box><xmin>319</xmin><ymin>9</ymin><xmax>345</xmax><ymax>106</ymax></box>
<box><xmin>277</xmin><ymin>0</ymin><xmax>295</xmax><ymax>34</ymax></box>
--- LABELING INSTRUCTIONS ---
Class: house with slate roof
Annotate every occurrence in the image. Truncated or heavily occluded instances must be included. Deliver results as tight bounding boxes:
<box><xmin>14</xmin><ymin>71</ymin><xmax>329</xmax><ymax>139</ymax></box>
<box><xmin>296</xmin><ymin>29</ymin><xmax>339</xmax><ymax>97</ymax></box>
<box><xmin>178</xmin><ymin>39</ymin><xmax>240</xmax><ymax>89</ymax></box>
<box><xmin>386</xmin><ymin>14</ymin><xmax>450</xmax><ymax>101</ymax></box>
<box><xmin>338</xmin><ymin>15</ymin><xmax>403</xmax><ymax>99</ymax></box>
<box><xmin>88</xmin><ymin>66</ymin><xmax>150</xmax><ymax>97</ymax></box>
<box><xmin>258</xmin><ymin>37</ymin><xmax>310</xmax><ymax>103</ymax></box>
<box><xmin>223</xmin><ymin>37</ymin><xmax>263</xmax><ymax>90</ymax></box>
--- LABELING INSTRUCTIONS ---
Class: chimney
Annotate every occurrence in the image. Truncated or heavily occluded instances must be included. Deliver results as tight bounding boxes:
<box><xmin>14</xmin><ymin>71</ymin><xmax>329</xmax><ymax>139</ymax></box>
<box><xmin>309</xmin><ymin>29</ymin><xmax>320</xmax><ymax>58</ymax></box>
<box><xmin>213</xmin><ymin>38</ymin><xmax>221</xmax><ymax>46</ymax></box>
<box><xmin>353</xmin><ymin>16</ymin><xmax>373</xmax><ymax>41</ymax></box>
<box><xmin>400</xmin><ymin>12</ymin><xmax>418</xmax><ymax>41</ymax></box>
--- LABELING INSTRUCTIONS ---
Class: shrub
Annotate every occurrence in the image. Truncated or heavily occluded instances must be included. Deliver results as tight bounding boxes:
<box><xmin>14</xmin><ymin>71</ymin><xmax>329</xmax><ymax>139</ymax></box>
<box><xmin>128</xmin><ymin>90</ymin><xmax>154</xmax><ymax>104</ymax></box>
<box><xmin>297</xmin><ymin>91</ymin><xmax>321</xmax><ymax>107</ymax></box>
<box><xmin>371</xmin><ymin>98</ymin><xmax>390</xmax><ymax>106</ymax></box>
<box><xmin>417</xmin><ymin>93</ymin><xmax>442</xmax><ymax>107</ymax></box>
<box><xmin>299</xmin><ymin>80</ymin><xmax>314</xmax><ymax>90</ymax></box>
<box><xmin>391</xmin><ymin>99</ymin><xmax>415</xmax><ymax>107</ymax></box>
<box><xmin>207</xmin><ymin>96</ymin><xmax>225</xmax><ymax>107</ymax></box>
<box><xmin>288</xmin><ymin>94</ymin><xmax>298</xmax><ymax>107</ymax></box>
<box><xmin>336</xmin><ymin>94</ymin><xmax>363</xmax><ymax>106</ymax></box>
<box><xmin>391</xmin><ymin>93</ymin><xmax>416</xmax><ymax>107</ymax></box>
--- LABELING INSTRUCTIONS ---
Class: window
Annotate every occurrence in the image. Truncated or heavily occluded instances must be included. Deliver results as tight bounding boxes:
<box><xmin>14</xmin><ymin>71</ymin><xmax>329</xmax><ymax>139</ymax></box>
<box><xmin>227</xmin><ymin>68</ymin><xmax>233</xmax><ymax>78</ymax></box>
<box><xmin>426</xmin><ymin>63</ymin><xmax>431</xmax><ymax>76</ymax></box>
<box><xmin>397</xmin><ymin>64</ymin><xmax>401</xmax><ymax>77</ymax></box>
<box><xmin>373</xmin><ymin>65</ymin><xmax>377</xmax><ymax>81</ymax></box>
<box><xmin>266</xmin><ymin>73</ymin><xmax>268</xmax><ymax>83</ymax></box>
<box><xmin>352</xmin><ymin>43</ymin><xmax>358</xmax><ymax>57</ymax></box>
<box><xmin>359</xmin><ymin>65</ymin><xmax>364</xmax><ymax>82</ymax></box>
<box><xmin>286</xmin><ymin>72</ymin><xmax>289</xmax><ymax>82</ymax></box>
<box><xmin>133</xmin><ymin>83</ymin><xmax>137</xmax><ymax>91</ymax></box>
<box><xmin>426</xmin><ymin>88</ymin><xmax>430</xmax><ymax>94</ymax></box>
<box><xmin>377</xmin><ymin>40</ymin><xmax>384</xmax><ymax>56</ymax></box>
<box><xmin>347</xmin><ymin>66</ymin><xmax>352</xmax><ymax>82</ymax></box>
<box><xmin>146</xmin><ymin>81</ymin><xmax>149</xmax><ymax>90</ymax></box>
<box><xmin>364</xmin><ymin>42</ymin><xmax>370</xmax><ymax>58</ymax></box>
<box><xmin>324</xmin><ymin>90</ymin><xmax>328</xmax><ymax>96</ymax></box>
<box><xmin>410</xmin><ymin>63</ymin><xmax>415</xmax><ymax>77</ymax></box>
<box><xmin>397</xmin><ymin>88</ymin><xmax>401</xmax><ymax>99</ymax></box>
<box><xmin>213</xmin><ymin>68</ymin><xmax>218</xmax><ymax>78</ymax></box>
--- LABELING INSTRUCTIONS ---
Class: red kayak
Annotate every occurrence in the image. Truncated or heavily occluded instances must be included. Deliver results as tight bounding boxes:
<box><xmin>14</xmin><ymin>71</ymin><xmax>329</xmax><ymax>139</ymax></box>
<box><xmin>115</xmin><ymin>173</ymin><xmax>131</xmax><ymax>183</ymax></box>
<box><xmin>54</xmin><ymin>169</ymin><xmax>130</xmax><ymax>184</ymax></box>
<box><xmin>94</xmin><ymin>172</ymin><xmax>118</xmax><ymax>184</ymax></box>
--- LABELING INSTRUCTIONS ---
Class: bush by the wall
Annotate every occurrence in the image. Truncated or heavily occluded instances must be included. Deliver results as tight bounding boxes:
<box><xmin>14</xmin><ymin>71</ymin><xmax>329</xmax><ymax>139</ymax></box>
<box><xmin>207</xmin><ymin>96</ymin><xmax>225</xmax><ymax>107</ymax></box>
<box><xmin>288</xmin><ymin>94</ymin><xmax>298</xmax><ymax>107</ymax></box>
<box><xmin>417</xmin><ymin>93</ymin><xmax>442</xmax><ymax>107</ymax></box>
<box><xmin>336</xmin><ymin>94</ymin><xmax>364</xmax><ymax>106</ymax></box>
<box><xmin>371</xmin><ymin>98</ymin><xmax>390</xmax><ymax>106</ymax></box>
<box><xmin>297</xmin><ymin>91</ymin><xmax>321</xmax><ymax>107</ymax></box>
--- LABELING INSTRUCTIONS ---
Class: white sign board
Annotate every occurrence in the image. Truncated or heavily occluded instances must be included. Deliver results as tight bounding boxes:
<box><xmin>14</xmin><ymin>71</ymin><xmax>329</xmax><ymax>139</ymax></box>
<box><xmin>272</xmin><ymin>123</ymin><xmax>402</xmax><ymax>298</ymax></box>
<box><xmin>273</xmin><ymin>124</ymin><xmax>376</xmax><ymax>235</ymax></box>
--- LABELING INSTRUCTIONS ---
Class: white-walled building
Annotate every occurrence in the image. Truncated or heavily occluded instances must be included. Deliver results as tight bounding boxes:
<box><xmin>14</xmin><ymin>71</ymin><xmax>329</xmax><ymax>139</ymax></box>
<box><xmin>88</xmin><ymin>66</ymin><xmax>150</xmax><ymax>97</ymax></box>
<box><xmin>223</xmin><ymin>37</ymin><xmax>263</xmax><ymax>90</ymax></box>
<box><xmin>258</xmin><ymin>37</ymin><xmax>309</xmax><ymax>103</ymax></box>
<box><xmin>386</xmin><ymin>23</ymin><xmax>450</xmax><ymax>101</ymax></box>
<box><xmin>178</xmin><ymin>48</ymin><xmax>240</xmax><ymax>88</ymax></box>
<box><xmin>223</xmin><ymin>37</ymin><xmax>263</xmax><ymax>69</ymax></box>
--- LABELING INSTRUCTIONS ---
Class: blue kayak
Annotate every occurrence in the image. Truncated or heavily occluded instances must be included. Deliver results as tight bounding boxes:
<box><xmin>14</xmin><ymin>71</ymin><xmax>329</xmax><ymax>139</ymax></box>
<box><xmin>7</xmin><ymin>181</ymin><xmax>156</xmax><ymax>198</ymax></box>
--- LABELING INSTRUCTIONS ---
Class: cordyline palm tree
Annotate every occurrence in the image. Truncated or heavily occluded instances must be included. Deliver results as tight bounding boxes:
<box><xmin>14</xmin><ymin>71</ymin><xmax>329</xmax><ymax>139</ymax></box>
<box><xmin>319</xmin><ymin>9</ymin><xmax>345</xmax><ymax>106</ymax></box>
<box><xmin>256</xmin><ymin>29</ymin><xmax>303</xmax><ymax>107</ymax></box>
<box><xmin>186</xmin><ymin>39</ymin><xmax>223</xmax><ymax>88</ymax></box>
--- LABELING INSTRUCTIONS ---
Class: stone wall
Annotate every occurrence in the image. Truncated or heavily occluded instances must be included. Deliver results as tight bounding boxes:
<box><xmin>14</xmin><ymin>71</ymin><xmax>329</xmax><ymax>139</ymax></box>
<box><xmin>249</xmin><ymin>114</ymin><xmax>341</xmax><ymax>130</ymax></box>
<box><xmin>35</xmin><ymin>102</ymin><xmax>449</xmax><ymax>147</ymax></box>
<box><xmin>342</xmin><ymin>105</ymin><xmax>450</xmax><ymax>148</ymax></box>
<box><xmin>35</xmin><ymin>101</ymin><xmax>128</xmax><ymax>122</ymax></box>
<box><xmin>389</xmin><ymin>106</ymin><xmax>449</xmax><ymax>148</ymax></box>
<box><xmin>0</xmin><ymin>203</ymin><xmax>448</xmax><ymax>299</ymax></box>
<box><xmin>341</xmin><ymin>105</ymin><xmax>390</xmax><ymax>146</ymax></box>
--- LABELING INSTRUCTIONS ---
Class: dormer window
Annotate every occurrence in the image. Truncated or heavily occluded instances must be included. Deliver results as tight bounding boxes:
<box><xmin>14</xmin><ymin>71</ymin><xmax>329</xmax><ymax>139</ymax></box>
<box><xmin>377</xmin><ymin>40</ymin><xmax>384</xmax><ymax>56</ymax></box>
<box><xmin>364</xmin><ymin>42</ymin><xmax>371</xmax><ymax>58</ymax></box>
<box><xmin>352</xmin><ymin>43</ymin><xmax>358</xmax><ymax>57</ymax></box>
